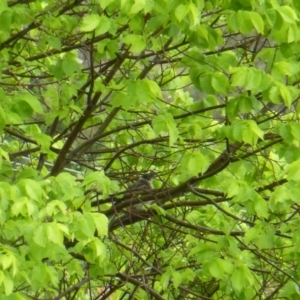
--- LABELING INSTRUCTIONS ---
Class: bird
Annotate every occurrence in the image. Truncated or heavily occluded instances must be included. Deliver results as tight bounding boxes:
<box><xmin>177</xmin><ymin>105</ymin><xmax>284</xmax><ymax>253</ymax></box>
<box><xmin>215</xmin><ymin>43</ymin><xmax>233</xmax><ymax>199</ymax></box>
<box><xmin>108</xmin><ymin>172</ymin><xmax>156</xmax><ymax>229</ymax></box>
<box><xmin>127</xmin><ymin>171</ymin><xmax>155</xmax><ymax>191</ymax></box>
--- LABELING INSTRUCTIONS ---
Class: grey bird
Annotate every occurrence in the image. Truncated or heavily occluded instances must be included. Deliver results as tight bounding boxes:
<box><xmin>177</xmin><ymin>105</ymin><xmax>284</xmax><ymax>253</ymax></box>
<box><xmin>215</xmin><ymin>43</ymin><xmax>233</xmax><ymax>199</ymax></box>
<box><xmin>108</xmin><ymin>172</ymin><xmax>156</xmax><ymax>229</ymax></box>
<box><xmin>127</xmin><ymin>171</ymin><xmax>155</xmax><ymax>191</ymax></box>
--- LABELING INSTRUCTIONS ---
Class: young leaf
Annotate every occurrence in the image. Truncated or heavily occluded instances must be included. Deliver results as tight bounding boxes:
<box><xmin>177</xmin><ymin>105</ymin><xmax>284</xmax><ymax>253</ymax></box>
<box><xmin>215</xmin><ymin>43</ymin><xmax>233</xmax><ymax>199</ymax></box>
<box><xmin>153</xmin><ymin>113</ymin><xmax>178</xmax><ymax>146</ymax></box>
<box><xmin>286</xmin><ymin>160</ymin><xmax>300</xmax><ymax>181</ymax></box>
<box><xmin>80</xmin><ymin>14</ymin><xmax>101</xmax><ymax>32</ymax></box>
<box><xmin>91</xmin><ymin>213</ymin><xmax>108</xmax><ymax>237</ymax></box>
<box><xmin>130</xmin><ymin>0</ymin><xmax>146</xmax><ymax>14</ymax></box>
<box><xmin>46</xmin><ymin>223</ymin><xmax>64</xmax><ymax>245</ymax></box>
<box><xmin>3</xmin><ymin>272</ymin><xmax>13</xmax><ymax>296</ymax></box>
<box><xmin>174</xmin><ymin>4</ymin><xmax>190</xmax><ymax>22</ymax></box>
<box><xmin>122</xmin><ymin>34</ymin><xmax>146</xmax><ymax>52</ymax></box>
<box><xmin>33</xmin><ymin>225</ymin><xmax>47</xmax><ymax>247</ymax></box>
<box><xmin>275</xmin><ymin>6</ymin><xmax>299</xmax><ymax>24</ymax></box>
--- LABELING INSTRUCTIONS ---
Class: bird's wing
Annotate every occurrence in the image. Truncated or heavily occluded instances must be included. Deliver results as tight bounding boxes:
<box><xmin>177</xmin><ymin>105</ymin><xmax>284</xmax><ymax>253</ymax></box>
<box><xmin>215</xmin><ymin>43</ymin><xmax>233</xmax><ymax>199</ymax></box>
<box><xmin>127</xmin><ymin>178</ymin><xmax>152</xmax><ymax>191</ymax></box>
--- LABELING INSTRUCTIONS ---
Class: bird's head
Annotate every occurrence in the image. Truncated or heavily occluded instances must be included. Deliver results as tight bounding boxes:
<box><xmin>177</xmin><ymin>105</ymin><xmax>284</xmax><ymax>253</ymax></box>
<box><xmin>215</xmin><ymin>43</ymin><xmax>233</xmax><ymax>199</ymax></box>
<box><xmin>141</xmin><ymin>171</ymin><xmax>155</xmax><ymax>180</ymax></box>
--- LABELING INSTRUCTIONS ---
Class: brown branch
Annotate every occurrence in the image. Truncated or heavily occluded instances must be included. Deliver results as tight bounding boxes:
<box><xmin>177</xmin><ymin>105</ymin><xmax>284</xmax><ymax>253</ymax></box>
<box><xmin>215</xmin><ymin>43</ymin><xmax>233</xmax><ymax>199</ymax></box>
<box><xmin>104</xmin><ymin>137</ymin><xmax>167</xmax><ymax>171</ymax></box>
<box><xmin>163</xmin><ymin>214</ymin><xmax>244</xmax><ymax>236</ymax></box>
<box><xmin>52</xmin><ymin>277</ymin><xmax>90</xmax><ymax>300</ymax></box>
<box><xmin>97</xmin><ymin>104</ymin><xmax>226</xmax><ymax>141</ymax></box>
<box><xmin>66</xmin><ymin>107</ymin><xmax>121</xmax><ymax>159</ymax></box>
<box><xmin>49</xmin><ymin>52</ymin><xmax>127</xmax><ymax>176</ymax></box>
<box><xmin>4</xmin><ymin>127</ymin><xmax>38</xmax><ymax>145</ymax></box>
<box><xmin>187</xmin><ymin>183</ymin><xmax>254</xmax><ymax>225</ymax></box>
<box><xmin>116</xmin><ymin>272</ymin><xmax>165</xmax><ymax>300</ymax></box>
<box><xmin>0</xmin><ymin>22</ymin><xmax>37</xmax><ymax>51</ymax></box>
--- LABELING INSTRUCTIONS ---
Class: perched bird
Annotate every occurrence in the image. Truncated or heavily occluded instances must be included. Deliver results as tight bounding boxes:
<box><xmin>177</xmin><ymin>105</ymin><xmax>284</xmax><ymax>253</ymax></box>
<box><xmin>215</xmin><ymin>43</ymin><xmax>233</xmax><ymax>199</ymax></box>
<box><xmin>127</xmin><ymin>171</ymin><xmax>155</xmax><ymax>191</ymax></box>
<box><xmin>109</xmin><ymin>172</ymin><xmax>156</xmax><ymax>229</ymax></box>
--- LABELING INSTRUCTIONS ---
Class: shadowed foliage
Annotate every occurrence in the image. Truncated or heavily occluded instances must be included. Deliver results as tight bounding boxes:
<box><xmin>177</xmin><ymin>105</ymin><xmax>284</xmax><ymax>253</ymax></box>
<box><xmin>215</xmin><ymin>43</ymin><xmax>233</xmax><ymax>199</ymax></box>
<box><xmin>1</xmin><ymin>0</ymin><xmax>300</xmax><ymax>299</ymax></box>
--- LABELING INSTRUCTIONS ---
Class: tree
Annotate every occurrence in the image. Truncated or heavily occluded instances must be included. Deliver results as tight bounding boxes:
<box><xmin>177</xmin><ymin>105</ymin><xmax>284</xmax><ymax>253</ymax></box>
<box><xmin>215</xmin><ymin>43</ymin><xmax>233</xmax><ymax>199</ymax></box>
<box><xmin>1</xmin><ymin>0</ymin><xmax>300</xmax><ymax>299</ymax></box>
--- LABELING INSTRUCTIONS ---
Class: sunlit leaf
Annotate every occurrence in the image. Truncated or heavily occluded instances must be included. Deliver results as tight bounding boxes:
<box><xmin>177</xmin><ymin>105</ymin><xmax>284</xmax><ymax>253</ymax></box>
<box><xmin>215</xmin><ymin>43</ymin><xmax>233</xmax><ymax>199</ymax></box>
<box><xmin>80</xmin><ymin>14</ymin><xmax>101</xmax><ymax>32</ymax></box>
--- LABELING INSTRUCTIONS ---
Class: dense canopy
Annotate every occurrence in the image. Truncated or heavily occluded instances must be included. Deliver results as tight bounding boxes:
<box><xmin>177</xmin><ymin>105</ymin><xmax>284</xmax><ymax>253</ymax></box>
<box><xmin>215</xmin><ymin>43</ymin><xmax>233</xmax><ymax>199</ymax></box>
<box><xmin>1</xmin><ymin>0</ymin><xmax>300</xmax><ymax>299</ymax></box>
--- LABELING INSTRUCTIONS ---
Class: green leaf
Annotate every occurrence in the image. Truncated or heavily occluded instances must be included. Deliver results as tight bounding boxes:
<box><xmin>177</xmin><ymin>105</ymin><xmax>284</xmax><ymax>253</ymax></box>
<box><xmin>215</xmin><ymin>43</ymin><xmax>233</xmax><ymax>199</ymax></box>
<box><xmin>227</xmin><ymin>12</ymin><xmax>239</xmax><ymax>32</ymax></box>
<box><xmin>160</xmin><ymin>271</ymin><xmax>170</xmax><ymax>291</ymax></box>
<box><xmin>3</xmin><ymin>272</ymin><xmax>13</xmax><ymax>296</ymax></box>
<box><xmin>287</xmin><ymin>23</ymin><xmax>300</xmax><ymax>43</ymax></box>
<box><xmin>44</xmin><ymin>200</ymin><xmax>67</xmax><ymax>216</ymax></box>
<box><xmin>31</xmin><ymin>264</ymin><xmax>48</xmax><ymax>289</ymax></box>
<box><xmin>87</xmin><ymin>238</ymin><xmax>107</xmax><ymax>261</ymax></box>
<box><xmin>152</xmin><ymin>113</ymin><xmax>178</xmax><ymax>146</ymax></box>
<box><xmin>270</xmin><ymin>187</ymin><xmax>292</xmax><ymax>213</ymax></box>
<box><xmin>242</xmin><ymin>265</ymin><xmax>255</xmax><ymax>285</ymax></box>
<box><xmin>143</xmin><ymin>79</ymin><xmax>162</xmax><ymax>98</ymax></box>
<box><xmin>122</xmin><ymin>34</ymin><xmax>146</xmax><ymax>52</ymax></box>
<box><xmin>61</xmin><ymin>54</ymin><xmax>81</xmax><ymax>76</ymax></box>
<box><xmin>80</xmin><ymin>14</ymin><xmax>101</xmax><ymax>32</ymax></box>
<box><xmin>98</xmin><ymin>0</ymin><xmax>114</xmax><ymax>9</ymax></box>
<box><xmin>253</xmin><ymin>192</ymin><xmax>269</xmax><ymax>218</ymax></box>
<box><xmin>151</xmin><ymin>204</ymin><xmax>166</xmax><ymax>216</ymax></box>
<box><xmin>240</xmin><ymin>95</ymin><xmax>257</xmax><ymax>113</ymax></box>
<box><xmin>11</xmin><ymin>197</ymin><xmax>36</xmax><ymax>217</ymax></box>
<box><xmin>180</xmin><ymin>152</ymin><xmax>209</xmax><ymax>178</ymax></box>
<box><xmin>286</xmin><ymin>160</ymin><xmax>300</xmax><ymax>181</ymax></box>
<box><xmin>230</xmin><ymin>267</ymin><xmax>245</xmax><ymax>293</ymax></box>
<box><xmin>20</xmin><ymin>93</ymin><xmax>44</xmax><ymax>114</ymax></box>
<box><xmin>91</xmin><ymin>213</ymin><xmax>108</xmax><ymax>237</ymax></box>
<box><xmin>231</xmin><ymin>67</ymin><xmax>271</xmax><ymax>93</ymax></box>
<box><xmin>0</xmin><ymin>252</ymin><xmax>18</xmax><ymax>277</ymax></box>
<box><xmin>111</xmin><ymin>91</ymin><xmax>130</xmax><ymax>109</ymax></box>
<box><xmin>275</xmin><ymin>6</ymin><xmax>299</xmax><ymax>24</ymax></box>
<box><xmin>0</xmin><ymin>106</ymin><xmax>6</xmax><ymax>132</ymax></box>
<box><xmin>82</xmin><ymin>171</ymin><xmax>111</xmax><ymax>197</ymax></box>
<box><xmin>18</xmin><ymin>179</ymin><xmax>43</xmax><ymax>202</ymax></box>
<box><xmin>188</xmin><ymin>3</ymin><xmax>201</xmax><ymax>26</ymax></box>
<box><xmin>208</xmin><ymin>258</ymin><xmax>224</xmax><ymax>279</ymax></box>
<box><xmin>211</xmin><ymin>72</ymin><xmax>229</xmax><ymax>94</ymax></box>
<box><xmin>74</xmin><ymin>213</ymin><xmax>96</xmax><ymax>239</ymax></box>
<box><xmin>186</xmin><ymin>210</ymin><xmax>202</xmax><ymax>224</ymax></box>
<box><xmin>174</xmin><ymin>4</ymin><xmax>190</xmax><ymax>22</ymax></box>
<box><xmin>199</xmin><ymin>73</ymin><xmax>215</xmax><ymax>94</ymax></box>
<box><xmin>274</xmin><ymin>82</ymin><xmax>291</xmax><ymax>107</ymax></box>
<box><xmin>245</xmin><ymin>222</ymin><xmax>262</xmax><ymax>244</ymax></box>
<box><xmin>236</xmin><ymin>11</ymin><xmax>255</xmax><ymax>34</ymax></box>
<box><xmin>130</xmin><ymin>0</ymin><xmax>145</xmax><ymax>14</ymax></box>
<box><xmin>249</xmin><ymin>12</ymin><xmax>264</xmax><ymax>33</ymax></box>
<box><xmin>234</xmin><ymin>120</ymin><xmax>264</xmax><ymax>145</ymax></box>
<box><xmin>134</xmin><ymin>80</ymin><xmax>153</xmax><ymax>102</ymax></box>
<box><xmin>290</xmin><ymin>123</ymin><xmax>300</xmax><ymax>141</ymax></box>
<box><xmin>165</xmin><ymin>115</ymin><xmax>178</xmax><ymax>146</ymax></box>
<box><xmin>226</xmin><ymin>98</ymin><xmax>239</xmax><ymax>121</ymax></box>
<box><xmin>275</xmin><ymin>123</ymin><xmax>294</xmax><ymax>141</ymax></box>
<box><xmin>272</xmin><ymin>61</ymin><xmax>300</xmax><ymax>77</ymax></box>
<box><xmin>48</xmin><ymin>60</ymin><xmax>65</xmax><ymax>80</ymax></box>
<box><xmin>53</xmin><ymin>173</ymin><xmax>79</xmax><ymax>200</ymax></box>
<box><xmin>46</xmin><ymin>223</ymin><xmax>64</xmax><ymax>245</ymax></box>
<box><xmin>255</xmin><ymin>225</ymin><xmax>275</xmax><ymax>249</ymax></box>
<box><xmin>95</xmin><ymin>16</ymin><xmax>111</xmax><ymax>35</ymax></box>
<box><xmin>0</xmin><ymin>10</ymin><xmax>12</xmax><ymax>33</ymax></box>
<box><xmin>231</xmin><ymin>67</ymin><xmax>248</xmax><ymax>87</ymax></box>
<box><xmin>248</xmin><ymin>120</ymin><xmax>264</xmax><ymax>139</ymax></box>
<box><xmin>35</xmin><ymin>133</ymin><xmax>52</xmax><ymax>152</ymax></box>
<box><xmin>69</xmin><ymin>104</ymin><xmax>83</xmax><ymax>114</ymax></box>
<box><xmin>172</xmin><ymin>270</ymin><xmax>183</xmax><ymax>288</ymax></box>
<box><xmin>279</xmin><ymin>280</ymin><xmax>300</xmax><ymax>298</ymax></box>
<box><xmin>47</xmin><ymin>266</ymin><xmax>59</xmax><ymax>288</ymax></box>
<box><xmin>48</xmin><ymin>36</ymin><xmax>62</xmax><ymax>50</ymax></box>
<box><xmin>33</xmin><ymin>225</ymin><xmax>47</xmax><ymax>247</ymax></box>
<box><xmin>2</xmin><ymin>1</ymin><xmax>300</xmax><ymax>298</ymax></box>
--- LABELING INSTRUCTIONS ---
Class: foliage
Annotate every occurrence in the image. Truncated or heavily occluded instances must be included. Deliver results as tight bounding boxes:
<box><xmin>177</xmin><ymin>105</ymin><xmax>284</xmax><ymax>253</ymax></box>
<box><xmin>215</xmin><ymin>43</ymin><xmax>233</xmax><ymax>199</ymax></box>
<box><xmin>1</xmin><ymin>0</ymin><xmax>300</xmax><ymax>299</ymax></box>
